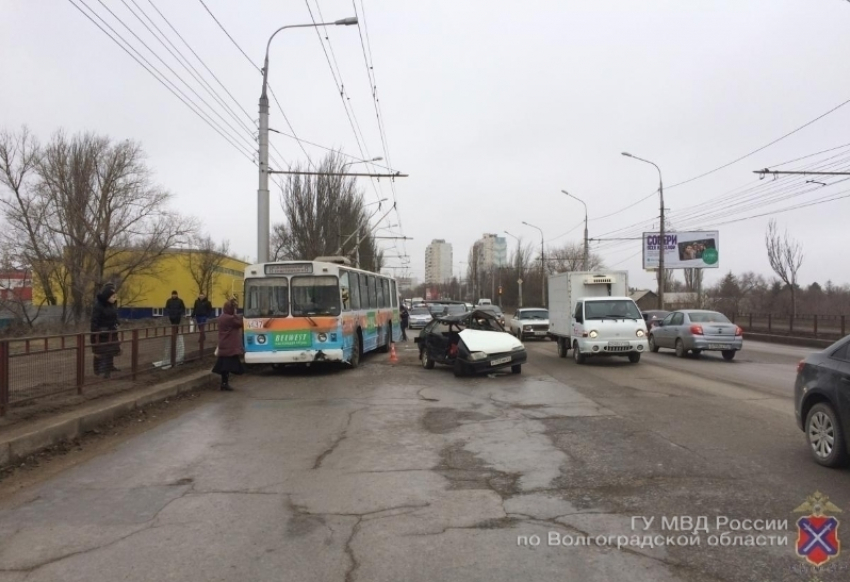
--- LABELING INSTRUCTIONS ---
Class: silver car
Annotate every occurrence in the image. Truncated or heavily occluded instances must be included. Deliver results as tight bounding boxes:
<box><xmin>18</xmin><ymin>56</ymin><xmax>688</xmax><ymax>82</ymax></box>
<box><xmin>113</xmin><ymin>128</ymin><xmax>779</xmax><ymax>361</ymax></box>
<box><xmin>408</xmin><ymin>306</ymin><xmax>433</xmax><ymax>330</ymax></box>
<box><xmin>648</xmin><ymin>309</ymin><xmax>743</xmax><ymax>360</ymax></box>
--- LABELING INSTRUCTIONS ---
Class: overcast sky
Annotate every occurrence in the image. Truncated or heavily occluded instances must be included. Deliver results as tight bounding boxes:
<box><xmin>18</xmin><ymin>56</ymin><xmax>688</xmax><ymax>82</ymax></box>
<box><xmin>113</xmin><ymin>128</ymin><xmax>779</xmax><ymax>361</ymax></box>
<box><xmin>2</xmin><ymin>0</ymin><xmax>849</xmax><ymax>291</ymax></box>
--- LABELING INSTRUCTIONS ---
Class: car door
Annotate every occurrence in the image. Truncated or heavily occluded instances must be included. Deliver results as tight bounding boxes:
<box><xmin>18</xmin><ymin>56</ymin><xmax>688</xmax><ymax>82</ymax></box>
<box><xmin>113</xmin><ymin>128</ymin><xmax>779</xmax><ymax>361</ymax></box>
<box><xmin>819</xmin><ymin>342</ymin><xmax>850</xmax><ymax>425</ymax></box>
<box><xmin>655</xmin><ymin>312</ymin><xmax>675</xmax><ymax>347</ymax></box>
<box><xmin>572</xmin><ymin>302</ymin><xmax>584</xmax><ymax>338</ymax></box>
<box><xmin>668</xmin><ymin>312</ymin><xmax>685</xmax><ymax>346</ymax></box>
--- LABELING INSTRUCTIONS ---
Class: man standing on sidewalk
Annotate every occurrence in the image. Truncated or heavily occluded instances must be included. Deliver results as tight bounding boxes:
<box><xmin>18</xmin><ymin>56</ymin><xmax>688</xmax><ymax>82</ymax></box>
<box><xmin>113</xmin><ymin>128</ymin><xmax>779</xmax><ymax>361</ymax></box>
<box><xmin>192</xmin><ymin>292</ymin><xmax>213</xmax><ymax>331</ymax></box>
<box><xmin>165</xmin><ymin>290</ymin><xmax>186</xmax><ymax>326</ymax></box>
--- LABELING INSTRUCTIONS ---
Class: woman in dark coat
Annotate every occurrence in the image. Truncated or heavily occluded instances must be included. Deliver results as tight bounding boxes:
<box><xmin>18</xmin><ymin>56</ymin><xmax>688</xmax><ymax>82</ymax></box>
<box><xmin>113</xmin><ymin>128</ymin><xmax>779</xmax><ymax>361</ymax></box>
<box><xmin>212</xmin><ymin>298</ymin><xmax>244</xmax><ymax>391</ymax></box>
<box><xmin>90</xmin><ymin>284</ymin><xmax>121</xmax><ymax>378</ymax></box>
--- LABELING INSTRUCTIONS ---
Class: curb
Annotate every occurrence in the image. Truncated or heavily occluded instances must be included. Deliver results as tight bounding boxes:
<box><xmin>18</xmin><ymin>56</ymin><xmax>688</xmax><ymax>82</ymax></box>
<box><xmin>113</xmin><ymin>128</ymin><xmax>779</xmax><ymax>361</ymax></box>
<box><xmin>743</xmin><ymin>332</ymin><xmax>835</xmax><ymax>349</ymax></box>
<box><xmin>0</xmin><ymin>372</ymin><xmax>215</xmax><ymax>469</ymax></box>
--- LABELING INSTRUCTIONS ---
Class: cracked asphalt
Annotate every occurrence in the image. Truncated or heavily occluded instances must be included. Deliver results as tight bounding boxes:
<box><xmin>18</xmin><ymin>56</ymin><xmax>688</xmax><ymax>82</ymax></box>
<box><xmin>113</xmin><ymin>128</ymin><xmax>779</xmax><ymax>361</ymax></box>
<box><xmin>0</xmin><ymin>339</ymin><xmax>849</xmax><ymax>582</ymax></box>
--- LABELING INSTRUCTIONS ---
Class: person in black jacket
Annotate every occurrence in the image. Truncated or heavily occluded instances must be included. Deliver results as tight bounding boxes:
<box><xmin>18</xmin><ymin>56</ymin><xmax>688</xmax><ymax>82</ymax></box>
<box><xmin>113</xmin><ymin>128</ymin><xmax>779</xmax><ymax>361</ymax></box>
<box><xmin>192</xmin><ymin>292</ymin><xmax>213</xmax><ymax>330</ymax></box>
<box><xmin>400</xmin><ymin>303</ymin><xmax>410</xmax><ymax>341</ymax></box>
<box><xmin>165</xmin><ymin>290</ymin><xmax>186</xmax><ymax>325</ymax></box>
<box><xmin>91</xmin><ymin>284</ymin><xmax>120</xmax><ymax>378</ymax></box>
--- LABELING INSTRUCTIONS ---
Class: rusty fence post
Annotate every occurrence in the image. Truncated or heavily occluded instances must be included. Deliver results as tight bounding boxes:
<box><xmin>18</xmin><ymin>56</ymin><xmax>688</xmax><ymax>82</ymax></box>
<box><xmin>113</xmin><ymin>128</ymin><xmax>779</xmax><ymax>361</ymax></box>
<box><xmin>813</xmin><ymin>315</ymin><xmax>818</xmax><ymax>338</ymax></box>
<box><xmin>170</xmin><ymin>325</ymin><xmax>177</xmax><ymax>367</ymax></box>
<box><xmin>768</xmin><ymin>314</ymin><xmax>772</xmax><ymax>334</ymax></box>
<box><xmin>0</xmin><ymin>340</ymin><xmax>9</xmax><ymax>417</ymax></box>
<box><xmin>76</xmin><ymin>333</ymin><xmax>85</xmax><ymax>394</ymax></box>
<box><xmin>748</xmin><ymin>313</ymin><xmax>753</xmax><ymax>331</ymax></box>
<box><xmin>131</xmin><ymin>329</ymin><xmax>139</xmax><ymax>380</ymax></box>
<box><xmin>842</xmin><ymin>315</ymin><xmax>846</xmax><ymax>338</ymax></box>
<box><xmin>789</xmin><ymin>315</ymin><xmax>794</xmax><ymax>334</ymax></box>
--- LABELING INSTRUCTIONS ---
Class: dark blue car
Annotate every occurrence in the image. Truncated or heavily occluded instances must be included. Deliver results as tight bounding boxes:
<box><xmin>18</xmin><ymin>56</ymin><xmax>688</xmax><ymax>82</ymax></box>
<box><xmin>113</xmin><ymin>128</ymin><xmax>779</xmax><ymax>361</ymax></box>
<box><xmin>795</xmin><ymin>335</ymin><xmax>850</xmax><ymax>467</ymax></box>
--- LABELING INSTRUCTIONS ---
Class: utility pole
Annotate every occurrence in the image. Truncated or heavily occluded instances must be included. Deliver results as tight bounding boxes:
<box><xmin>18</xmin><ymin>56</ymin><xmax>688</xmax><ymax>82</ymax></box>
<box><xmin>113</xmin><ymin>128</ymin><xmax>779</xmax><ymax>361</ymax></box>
<box><xmin>504</xmin><ymin>231</ymin><xmax>522</xmax><ymax>307</ymax></box>
<box><xmin>623</xmin><ymin>153</ymin><xmax>665</xmax><ymax>309</ymax></box>
<box><xmin>562</xmin><ymin>190</ymin><xmax>589</xmax><ymax>270</ymax></box>
<box><xmin>522</xmin><ymin>222</ymin><xmax>545</xmax><ymax>307</ymax></box>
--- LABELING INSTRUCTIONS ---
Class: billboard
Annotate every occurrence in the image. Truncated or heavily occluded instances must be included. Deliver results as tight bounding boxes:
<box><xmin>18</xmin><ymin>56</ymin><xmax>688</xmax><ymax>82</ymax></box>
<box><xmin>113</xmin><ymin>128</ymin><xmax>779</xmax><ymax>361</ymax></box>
<box><xmin>642</xmin><ymin>231</ymin><xmax>719</xmax><ymax>269</ymax></box>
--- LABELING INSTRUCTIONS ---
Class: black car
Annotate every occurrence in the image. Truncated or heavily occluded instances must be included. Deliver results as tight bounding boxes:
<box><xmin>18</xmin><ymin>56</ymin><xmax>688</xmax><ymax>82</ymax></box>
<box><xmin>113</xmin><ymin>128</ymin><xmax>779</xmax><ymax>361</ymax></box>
<box><xmin>794</xmin><ymin>335</ymin><xmax>850</xmax><ymax>467</ymax></box>
<box><xmin>641</xmin><ymin>310</ymin><xmax>669</xmax><ymax>330</ymax></box>
<box><xmin>415</xmin><ymin>309</ymin><xmax>527</xmax><ymax>377</ymax></box>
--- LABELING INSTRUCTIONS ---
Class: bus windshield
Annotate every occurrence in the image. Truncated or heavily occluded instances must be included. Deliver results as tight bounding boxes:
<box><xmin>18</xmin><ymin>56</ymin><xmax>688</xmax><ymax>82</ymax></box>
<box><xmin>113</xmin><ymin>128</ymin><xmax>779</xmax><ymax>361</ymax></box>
<box><xmin>291</xmin><ymin>276</ymin><xmax>341</xmax><ymax>316</ymax></box>
<box><xmin>244</xmin><ymin>278</ymin><xmax>289</xmax><ymax>318</ymax></box>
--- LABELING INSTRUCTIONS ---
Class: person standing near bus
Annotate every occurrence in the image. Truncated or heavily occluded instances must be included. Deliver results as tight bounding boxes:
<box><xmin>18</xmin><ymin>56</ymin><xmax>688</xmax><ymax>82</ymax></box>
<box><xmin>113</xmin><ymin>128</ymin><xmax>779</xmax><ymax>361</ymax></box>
<box><xmin>192</xmin><ymin>292</ymin><xmax>213</xmax><ymax>330</ymax></box>
<box><xmin>400</xmin><ymin>302</ymin><xmax>410</xmax><ymax>341</ymax></box>
<box><xmin>212</xmin><ymin>298</ymin><xmax>244</xmax><ymax>391</ymax></box>
<box><xmin>165</xmin><ymin>290</ymin><xmax>186</xmax><ymax>325</ymax></box>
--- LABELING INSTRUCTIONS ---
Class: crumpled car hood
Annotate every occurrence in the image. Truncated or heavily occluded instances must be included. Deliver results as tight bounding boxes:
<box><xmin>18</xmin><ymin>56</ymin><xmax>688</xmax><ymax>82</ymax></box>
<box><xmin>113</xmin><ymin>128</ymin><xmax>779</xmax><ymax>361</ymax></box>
<box><xmin>459</xmin><ymin>329</ymin><xmax>523</xmax><ymax>353</ymax></box>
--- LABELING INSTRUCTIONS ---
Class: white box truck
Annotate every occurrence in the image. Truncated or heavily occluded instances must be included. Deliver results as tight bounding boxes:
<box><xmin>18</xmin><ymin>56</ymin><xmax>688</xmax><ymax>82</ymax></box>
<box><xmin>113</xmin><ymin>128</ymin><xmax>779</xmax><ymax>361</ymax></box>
<box><xmin>548</xmin><ymin>271</ymin><xmax>649</xmax><ymax>364</ymax></box>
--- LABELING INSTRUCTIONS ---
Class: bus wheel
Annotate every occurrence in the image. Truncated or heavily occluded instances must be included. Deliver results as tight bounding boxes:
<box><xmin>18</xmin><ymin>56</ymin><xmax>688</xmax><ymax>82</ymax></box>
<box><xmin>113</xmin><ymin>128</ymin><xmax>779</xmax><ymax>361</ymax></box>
<box><xmin>378</xmin><ymin>323</ymin><xmax>391</xmax><ymax>353</ymax></box>
<box><xmin>350</xmin><ymin>332</ymin><xmax>362</xmax><ymax>368</ymax></box>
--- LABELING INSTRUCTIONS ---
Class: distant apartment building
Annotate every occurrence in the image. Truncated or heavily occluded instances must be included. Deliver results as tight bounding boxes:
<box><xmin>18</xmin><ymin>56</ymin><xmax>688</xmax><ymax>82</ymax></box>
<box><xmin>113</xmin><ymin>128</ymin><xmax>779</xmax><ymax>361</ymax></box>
<box><xmin>470</xmin><ymin>233</ymin><xmax>508</xmax><ymax>270</ymax></box>
<box><xmin>425</xmin><ymin>239</ymin><xmax>453</xmax><ymax>284</ymax></box>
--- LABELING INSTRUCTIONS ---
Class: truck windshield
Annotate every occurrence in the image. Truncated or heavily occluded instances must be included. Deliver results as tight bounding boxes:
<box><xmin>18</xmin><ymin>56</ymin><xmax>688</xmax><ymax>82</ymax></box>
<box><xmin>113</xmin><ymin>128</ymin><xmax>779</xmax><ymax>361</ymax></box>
<box><xmin>584</xmin><ymin>300</ymin><xmax>641</xmax><ymax>320</ymax></box>
<box><xmin>244</xmin><ymin>278</ymin><xmax>289</xmax><ymax>318</ymax></box>
<box><xmin>291</xmin><ymin>276</ymin><xmax>341</xmax><ymax>316</ymax></box>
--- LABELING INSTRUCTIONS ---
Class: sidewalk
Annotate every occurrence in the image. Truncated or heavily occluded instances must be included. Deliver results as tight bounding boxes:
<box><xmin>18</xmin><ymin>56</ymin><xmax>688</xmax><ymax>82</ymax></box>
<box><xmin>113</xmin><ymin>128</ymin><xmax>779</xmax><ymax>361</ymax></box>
<box><xmin>0</xmin><ymin>370</ymin><xmax>214</xmax><ymax>468</ymax></box>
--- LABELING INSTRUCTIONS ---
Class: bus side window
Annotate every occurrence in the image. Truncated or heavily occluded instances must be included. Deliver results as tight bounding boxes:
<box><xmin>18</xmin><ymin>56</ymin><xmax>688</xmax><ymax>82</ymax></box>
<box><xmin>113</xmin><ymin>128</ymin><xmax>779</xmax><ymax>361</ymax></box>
<box><xmin>376</xmin><ymin>277</ymin><xmax>385</xmax><ymax>308</ymax></box>
<box><xmin>361</xmin><ymin>274</ymin><xmax>372</xmax><ymax>309</ymax></box>
<box><xmin>349</xmin><ymin>272</ymin><xmax>361</xmax><ymax>310</ymax></box>
<box><xmin>340</xmin><ymin>271</ymin><xmax>351</xmax><ymax>311</ymax></box>
<box><xmin>381</xmin><ymin>279</ymin><xmax>390</xmax><ymax>308</ymax></box>
<box><xmin>367</xmin><ymin>275</ymin><xmax>377</xmax><ymax>308</ymax></box>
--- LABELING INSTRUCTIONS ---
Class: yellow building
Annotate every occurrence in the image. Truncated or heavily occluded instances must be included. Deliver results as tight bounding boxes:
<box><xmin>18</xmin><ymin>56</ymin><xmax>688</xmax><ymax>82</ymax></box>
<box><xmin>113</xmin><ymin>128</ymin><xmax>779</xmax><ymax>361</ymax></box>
<box><xmin>33</xmin><ymin>248</ymin><xmax>250</xmax><ymax>319</ymax></box>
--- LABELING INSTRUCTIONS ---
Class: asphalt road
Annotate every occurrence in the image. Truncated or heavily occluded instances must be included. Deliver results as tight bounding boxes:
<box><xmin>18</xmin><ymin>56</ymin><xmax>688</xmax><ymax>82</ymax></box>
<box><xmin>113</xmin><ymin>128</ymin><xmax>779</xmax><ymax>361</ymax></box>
<box><xmin>0</xmin><ymin>339</ymin><xmax>848</xmax><ymax>582</ymax></box>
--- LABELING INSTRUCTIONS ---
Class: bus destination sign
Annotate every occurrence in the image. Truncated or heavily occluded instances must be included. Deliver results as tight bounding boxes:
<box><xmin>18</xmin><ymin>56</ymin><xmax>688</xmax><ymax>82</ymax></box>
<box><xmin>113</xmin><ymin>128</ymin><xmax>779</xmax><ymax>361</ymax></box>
<box><xmin>264</xmin><ymin>263</ymin><xmax>313</xmax><ymax>275</ymax></box>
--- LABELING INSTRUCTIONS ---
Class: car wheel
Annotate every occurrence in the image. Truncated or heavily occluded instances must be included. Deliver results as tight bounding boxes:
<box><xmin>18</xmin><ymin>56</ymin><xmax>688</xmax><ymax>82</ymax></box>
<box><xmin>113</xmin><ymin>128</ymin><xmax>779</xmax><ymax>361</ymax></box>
<box><xmin>350</xmin><ymin>332</ymin><xmax>362</xmax><ymax>368</ymax></box>
<box><xmin>806</xmin><ymin>402</ymin><xmax>849</xmax><ymax>468</ymax></box>
<box><xmin>453</xmin><ymin>359</ymin><xmax>466</xmax><ymax>377</ymax></box>
<box><xmin>420</xmin><ymin>348</ymin><xmax>435</xmax><ymax>370</ymax></box>
<box><xmin>675</xmin><ymin>339</ymin><xmax>686</xmax><ymax>358</ymax></box>
<box><xmin>511</xmin><ymin>364</ymin><xmax>521</xmax><ymax>374</ymax></box>
<box><xmin>573</xmin><ymin>342</ymin><xmax>586</xmax><ymax>365</ymax></box>
<box><xmin>628</xmin><ymin>352</ymin><xmax>641</xmax><ymax>363</ymax></box>
<box><xmin>557</xmin><ymin>338</ymin><xmax>567</xmax><ymax>358</ymax></box>
<box><xmin>648</xmin><ymin>335</ymin><xmax>659</xmax><ymax>353</ymax></box>
<box><xmin>721</xmin><ymin>350</ymin><xmax>736</xmax><ymax>361</ymax></box>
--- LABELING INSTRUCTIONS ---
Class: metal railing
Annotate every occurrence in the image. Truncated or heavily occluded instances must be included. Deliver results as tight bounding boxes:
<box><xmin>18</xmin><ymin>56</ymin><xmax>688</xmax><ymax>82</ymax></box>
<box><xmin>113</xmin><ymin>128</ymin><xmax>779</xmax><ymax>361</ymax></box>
<box><xmin>732</xmin><ymin>314</ymin><xmax>848</xmax><ymax>340</ymax></box>
<box><xmin>0</xmin><ymin>321</ymin><xmax>218</xmax><ymax>416</ymax></box>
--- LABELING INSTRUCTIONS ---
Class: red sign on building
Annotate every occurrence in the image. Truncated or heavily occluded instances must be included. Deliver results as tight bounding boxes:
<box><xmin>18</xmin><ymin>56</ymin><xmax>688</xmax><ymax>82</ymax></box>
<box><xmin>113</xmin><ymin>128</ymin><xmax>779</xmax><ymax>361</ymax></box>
<box><xmin>0</xmin><ymin>270</ymin><xmax>33</xmax><ymax>302</ymax></box>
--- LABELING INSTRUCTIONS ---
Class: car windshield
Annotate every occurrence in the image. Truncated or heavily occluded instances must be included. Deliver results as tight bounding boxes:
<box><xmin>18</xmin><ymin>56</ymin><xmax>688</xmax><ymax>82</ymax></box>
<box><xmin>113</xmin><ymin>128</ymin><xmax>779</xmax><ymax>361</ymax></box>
<box><xmin>444</xmin><ymin>304</ymin><xmax>467</xmax><ymax>315</ymax></box>
<box><xmin>290</xmin><ymin>276</ymin><xmax>341</xmax><ymax>316</ymax></box>
<box><xmin>688</xmin><ymin>311</ymin><xmax>731</xmax><ymax>323</ymax></box>
<box><xmin>427</xmin><ymin>304</ymin><xmax>446</xmax><ymax>314</ymax></box>
<box><xmin>463</xmin><ymin>314</ymin><xmax>503</xmax><ymax>332</ymax></box>
<box><xmin>244</xmin><ymin>278</ymin><xmax>289</xmax><ymax>318</ymax></box>
<box><xmin>584</xmin><ymin>300</ymin><xmax>641</xmax><ymax>320</ymax></box>
<box><xmin>410</xmin><ymin>307</ymin><xmax>430</xmax><ymax>316</ymax></box>
<box><xmin>478</xmin><ymin>305</ymin><xmax>502</xmax><ymax>315</ymax></box>
<box><xmin>519</xmin><ymin>309</ymin><xmax>548</xmax><ymax>319</ymax></box>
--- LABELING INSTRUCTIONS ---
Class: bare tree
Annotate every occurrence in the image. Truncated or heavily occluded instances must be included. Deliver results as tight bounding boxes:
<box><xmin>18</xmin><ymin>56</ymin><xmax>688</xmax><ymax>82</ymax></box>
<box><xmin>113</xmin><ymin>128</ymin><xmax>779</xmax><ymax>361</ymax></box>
<box><xmin>1</xmin><ymin>128</ymin><xmax>198</xmax><ymax>325</ymax></box>
<box><xmin>186</xmin><ymin>235</ymin><xmax>231</xmax><ymax>296</ymax></box>
<box><xmin>272</xmin><ymin>152</ymin><xmax>382</xmax><ymax>271</ymax></box>
<box><xmin>765</xmin><ymin>219</ymin><xmax>804</xmax><ymax>317</ymax></box>
<box><xmin>545</xmin><ymin>242</ymin><xmax>604</xmax><ymax>274</ymax></box>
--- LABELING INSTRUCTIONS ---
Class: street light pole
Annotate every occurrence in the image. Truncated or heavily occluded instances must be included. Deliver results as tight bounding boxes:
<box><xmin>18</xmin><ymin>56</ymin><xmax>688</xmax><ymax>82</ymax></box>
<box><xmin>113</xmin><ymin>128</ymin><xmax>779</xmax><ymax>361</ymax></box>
<box><xmin>258</xmin><ymin>16</ymin><xmax>358</xmax><ymax>264</ymax></box>
<box><xmin>522</xmin><ymin>221</ymin><xmax>545</xmax><ymax>307</ymax></box>
<box><xmin>504</xmin><ymin>230</ymin><xmax>523</xmax><ymax>308</ymax></box>
<box><xmin>622</xmin><ymin>152</ymin><xmax>665</xmax><ymax>309</ymax></box>
<box><xmin>561</xmin><ymin>190</ymin><xmax>588</xmax><ymax>270</ymax></box>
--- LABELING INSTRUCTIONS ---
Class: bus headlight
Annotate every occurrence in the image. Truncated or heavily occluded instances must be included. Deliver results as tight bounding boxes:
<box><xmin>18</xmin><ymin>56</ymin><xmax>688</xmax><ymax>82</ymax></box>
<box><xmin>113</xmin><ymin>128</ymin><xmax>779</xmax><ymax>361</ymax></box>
<box><xmin>256</xmin><ymin>334</ymin><xmax>267</xmax><ymax>344</ymax></box>
<box><xmin>317</xmin><ymin>333</ymin><xmax>328</xmax><ymax>342</ymax></box>
<box><xmin>589</xmin><ymin>330</ymin><xmax>598</xmax><ymax>339</ymax></box>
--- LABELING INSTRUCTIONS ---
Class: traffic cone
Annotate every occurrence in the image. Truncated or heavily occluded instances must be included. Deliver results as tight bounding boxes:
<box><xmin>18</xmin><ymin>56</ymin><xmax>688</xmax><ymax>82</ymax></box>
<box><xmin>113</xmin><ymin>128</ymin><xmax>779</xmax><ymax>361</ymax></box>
<box><xmin>389</xmin><ymin>343</ymin><xmax>399</xmax><ymax>363</ymax></box>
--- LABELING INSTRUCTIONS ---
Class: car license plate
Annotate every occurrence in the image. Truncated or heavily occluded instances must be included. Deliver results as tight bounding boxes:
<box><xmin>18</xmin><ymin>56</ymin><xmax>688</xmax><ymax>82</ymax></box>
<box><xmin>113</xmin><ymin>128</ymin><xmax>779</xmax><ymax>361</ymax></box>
<box><xmin>608</xmin><ymin>341</ymin><xmax>630</xmax><ymax>347</ymax></box>
<box><xmin>490</xmin><ymin>356</ymin><xmax>511</xmax><ymax>366</ymax></box>
<box><xmin>709</xmin><ymin>344</ymin><xmax>732</xmax><ymax>350</ymax></box>
<box><xmin>534</xmin><ymin>331</ymin><xmax>546</xmax><ymax>335</ymax></box>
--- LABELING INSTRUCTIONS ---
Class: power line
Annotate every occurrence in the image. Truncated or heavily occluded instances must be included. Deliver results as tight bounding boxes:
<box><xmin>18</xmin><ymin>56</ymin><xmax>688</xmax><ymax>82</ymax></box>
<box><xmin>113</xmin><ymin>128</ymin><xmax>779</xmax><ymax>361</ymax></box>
<box><xmin>67</xmin><ymin>0</ymin><xmax>256</xmax><ymax>164</ymax></box>
<box><xmin>666</xmin><ymin>96</ymin><xmax>850</xmax><ymax>189</ymax></box>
